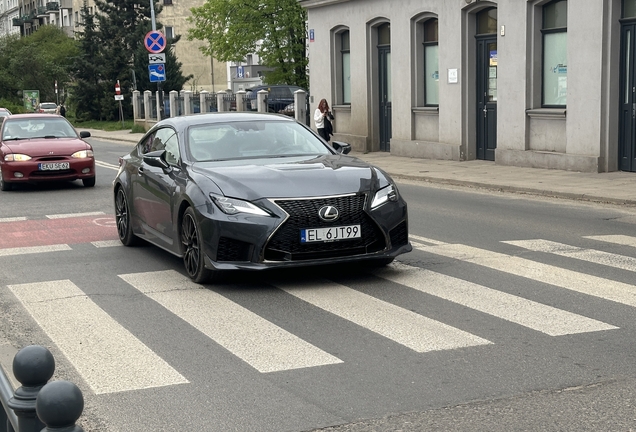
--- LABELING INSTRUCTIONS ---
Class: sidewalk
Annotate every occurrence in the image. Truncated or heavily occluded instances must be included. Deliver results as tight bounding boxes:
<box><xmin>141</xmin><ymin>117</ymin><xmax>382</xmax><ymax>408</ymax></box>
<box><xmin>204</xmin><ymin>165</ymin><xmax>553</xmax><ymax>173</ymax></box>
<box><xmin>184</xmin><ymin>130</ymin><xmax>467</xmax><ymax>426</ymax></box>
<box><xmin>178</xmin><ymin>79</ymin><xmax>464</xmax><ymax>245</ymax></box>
<box><xmin>84</xmin><ymin>128</ymin><xmax>636</xmax><ymax>206</ymax></box>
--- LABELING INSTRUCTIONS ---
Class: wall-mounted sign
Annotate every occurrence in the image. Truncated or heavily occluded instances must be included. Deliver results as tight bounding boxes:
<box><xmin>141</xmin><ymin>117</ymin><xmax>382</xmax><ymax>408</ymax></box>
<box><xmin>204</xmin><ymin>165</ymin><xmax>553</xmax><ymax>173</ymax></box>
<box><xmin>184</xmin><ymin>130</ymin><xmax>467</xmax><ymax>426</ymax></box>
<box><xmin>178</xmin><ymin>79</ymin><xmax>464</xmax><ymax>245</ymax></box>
<box><xmin>448</xmin><ymin>68</ymin><xmax>458</xmax><ymax>84</ymax></box>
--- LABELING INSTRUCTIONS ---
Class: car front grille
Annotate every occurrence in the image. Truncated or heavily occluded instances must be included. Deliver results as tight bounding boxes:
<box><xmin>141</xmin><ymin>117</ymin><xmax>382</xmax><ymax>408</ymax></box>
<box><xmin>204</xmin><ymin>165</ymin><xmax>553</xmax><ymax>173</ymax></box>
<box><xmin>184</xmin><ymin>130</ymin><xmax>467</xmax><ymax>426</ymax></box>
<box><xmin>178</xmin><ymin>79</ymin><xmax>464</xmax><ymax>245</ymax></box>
<box><xmin>30</xmin><ymin>169</ymin><xmax>75</xmax><ymax>177</ymax></box>
<box><xmin>264</xmin><ymin>194</ymin><xmax>386</xmax><ymax>261</ymax></box>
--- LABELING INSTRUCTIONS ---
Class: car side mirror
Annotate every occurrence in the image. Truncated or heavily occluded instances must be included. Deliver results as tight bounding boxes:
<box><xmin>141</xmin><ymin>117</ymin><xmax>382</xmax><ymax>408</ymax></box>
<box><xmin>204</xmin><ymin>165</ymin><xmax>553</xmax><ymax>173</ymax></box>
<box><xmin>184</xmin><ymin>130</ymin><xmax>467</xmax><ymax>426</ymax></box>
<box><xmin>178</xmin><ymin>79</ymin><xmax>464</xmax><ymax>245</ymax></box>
<box><xmin>332</xmin><ymin>141</ymin><xmax>351</xmax><ymax>155</ymax></box>
<box><xmin>79</xmin><ymin>131</ymin><xmax>91</xmax><ymax>138</ymax></box>
<box><xmin>143</xmin><ymin>150</ymin><xmax>171</xmax><ymax>170</ymax></box>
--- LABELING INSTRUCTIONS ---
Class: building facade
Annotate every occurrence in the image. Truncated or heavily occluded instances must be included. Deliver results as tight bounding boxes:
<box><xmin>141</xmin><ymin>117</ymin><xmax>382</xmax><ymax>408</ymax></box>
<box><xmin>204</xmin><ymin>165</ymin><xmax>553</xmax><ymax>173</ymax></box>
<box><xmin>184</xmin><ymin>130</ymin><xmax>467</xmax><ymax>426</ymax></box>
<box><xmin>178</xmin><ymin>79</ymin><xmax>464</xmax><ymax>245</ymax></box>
<box><xmin>301</xmin><ymin>0</ymin><xmax>636</xmax><ymax>173</ymax></box>
<box><xmin>7</xmin><ymin>0</ymin><xmax>73</xmax><ymax>37</ymax></box>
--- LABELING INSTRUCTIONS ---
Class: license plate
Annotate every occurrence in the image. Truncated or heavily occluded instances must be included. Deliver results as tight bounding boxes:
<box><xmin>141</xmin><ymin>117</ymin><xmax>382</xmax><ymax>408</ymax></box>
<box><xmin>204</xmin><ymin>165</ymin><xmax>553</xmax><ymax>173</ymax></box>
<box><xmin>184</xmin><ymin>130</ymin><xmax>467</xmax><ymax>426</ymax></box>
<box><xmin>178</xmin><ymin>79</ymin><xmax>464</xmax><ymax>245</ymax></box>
<box><xmin>39</xmin><ymin>162</ymin><xmax>70</xmax><ymax>171</ymax></box>
<box><xmin>300</xmin><ymin>225</ymin><xmax>361</xmax><ymax>243</ymax></box>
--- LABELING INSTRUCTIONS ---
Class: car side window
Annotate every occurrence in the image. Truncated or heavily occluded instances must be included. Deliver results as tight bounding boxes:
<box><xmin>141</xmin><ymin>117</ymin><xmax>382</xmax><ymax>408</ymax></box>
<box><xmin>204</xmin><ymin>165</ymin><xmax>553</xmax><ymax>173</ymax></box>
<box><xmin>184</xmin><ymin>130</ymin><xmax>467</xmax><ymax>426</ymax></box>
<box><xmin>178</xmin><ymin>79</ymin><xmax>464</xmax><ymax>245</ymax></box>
<box><xmin>163</xmin><ymin>132</ymin><xmax>180</xmax><ymax>165</ymax></box>
<box><xmin>139</xmin><ymin>133</ymin><xmax>155</xmax><ymax>155</ymax></box>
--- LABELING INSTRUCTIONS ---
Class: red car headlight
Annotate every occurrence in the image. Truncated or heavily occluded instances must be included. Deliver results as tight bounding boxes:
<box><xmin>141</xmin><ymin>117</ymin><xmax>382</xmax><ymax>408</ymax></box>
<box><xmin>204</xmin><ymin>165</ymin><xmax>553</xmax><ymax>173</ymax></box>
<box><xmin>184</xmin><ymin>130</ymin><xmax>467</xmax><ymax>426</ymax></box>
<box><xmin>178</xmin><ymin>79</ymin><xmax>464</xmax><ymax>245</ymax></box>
<box><xmin>71</xmin><ymin>150</ymin><xmax>94</xmax><ymax>159</ymax></box>
<box><xmin>4</xmin><ymin>154</ymin><xmax>32</xmax><ymax>162</ymax></box>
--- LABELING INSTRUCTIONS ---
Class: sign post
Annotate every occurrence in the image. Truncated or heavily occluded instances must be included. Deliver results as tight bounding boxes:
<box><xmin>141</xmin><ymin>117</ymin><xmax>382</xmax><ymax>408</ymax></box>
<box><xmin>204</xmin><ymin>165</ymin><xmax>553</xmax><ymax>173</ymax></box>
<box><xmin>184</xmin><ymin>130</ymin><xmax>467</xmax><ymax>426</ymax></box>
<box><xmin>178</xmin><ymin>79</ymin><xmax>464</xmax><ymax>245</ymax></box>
<box><xmin>144</xmin><ymin>29</ymin><xmax>167</xmax><ymax>120</ymax></box>
<box><xmin>115</xmin><ymin>80</ymin><xmax>124</xmax><ymax>128</ymax></box>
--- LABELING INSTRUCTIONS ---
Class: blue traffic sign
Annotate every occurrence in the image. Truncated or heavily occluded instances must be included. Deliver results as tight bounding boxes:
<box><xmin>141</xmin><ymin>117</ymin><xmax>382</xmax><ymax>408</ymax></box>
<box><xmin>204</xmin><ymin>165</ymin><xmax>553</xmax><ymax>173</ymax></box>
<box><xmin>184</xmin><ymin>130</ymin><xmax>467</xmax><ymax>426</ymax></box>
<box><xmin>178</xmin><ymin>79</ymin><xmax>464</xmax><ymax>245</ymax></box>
<box><xmin>149</xmin><ymin>64</ymin><xmax>166</xmax><ymax>82</ymax></box>
<box><xmin>144</xmin><ymin>30</ymin><xmax>166</xmax><ymax>54</ymax></box>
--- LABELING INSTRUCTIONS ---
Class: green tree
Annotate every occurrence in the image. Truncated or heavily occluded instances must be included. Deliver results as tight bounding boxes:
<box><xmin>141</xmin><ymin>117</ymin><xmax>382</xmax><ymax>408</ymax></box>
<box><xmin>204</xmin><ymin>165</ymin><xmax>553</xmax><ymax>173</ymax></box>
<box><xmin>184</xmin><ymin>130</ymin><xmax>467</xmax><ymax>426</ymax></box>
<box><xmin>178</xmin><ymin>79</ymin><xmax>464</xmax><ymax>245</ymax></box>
<box><xmin>72</xmin><ymin>0</ymin><xmax>191</xmax><ymax>121</ymax></box>
<box><xmin>70</xmin><ymin>3</ymin><xmax>105</xmax><ymax>121</ymax></box>
<box><xmin>188</xmin><ymin>0</ymin><xmax>308</xmax><ymax>89</ymax></box>
<box><xmin>0</xmin><ymin>27</ymin><xmax>77</xmax><ymax>106</ymax></box>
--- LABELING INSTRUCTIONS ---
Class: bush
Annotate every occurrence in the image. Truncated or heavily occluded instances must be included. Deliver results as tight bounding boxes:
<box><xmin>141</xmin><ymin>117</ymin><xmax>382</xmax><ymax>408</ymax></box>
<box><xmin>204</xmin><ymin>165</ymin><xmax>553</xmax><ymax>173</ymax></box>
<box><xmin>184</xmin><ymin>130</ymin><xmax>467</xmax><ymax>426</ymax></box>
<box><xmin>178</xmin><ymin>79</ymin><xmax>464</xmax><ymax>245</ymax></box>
<box><xmin>0</xmin><ymin>98</ymin><xmax>27</xmax><ymax>114</ymax></box>
<box><xmin>131</xmin><ymin>123</ymin><xmax>146</xmax><ymax>134</ymax></box>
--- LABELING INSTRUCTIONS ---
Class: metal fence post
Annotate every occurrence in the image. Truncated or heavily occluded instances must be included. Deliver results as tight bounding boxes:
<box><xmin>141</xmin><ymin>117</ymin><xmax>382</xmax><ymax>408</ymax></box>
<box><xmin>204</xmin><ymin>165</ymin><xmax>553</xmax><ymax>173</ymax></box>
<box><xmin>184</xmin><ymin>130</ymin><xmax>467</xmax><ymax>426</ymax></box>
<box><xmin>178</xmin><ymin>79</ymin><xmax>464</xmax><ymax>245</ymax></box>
<box><xmin>36</xmin><ymin>381</ymin><xmax>84</xmax><ymax>432</ymax></box>
<box><xmin>7</xmin><ymin>345</ymin><xmax>54</xmax><ymax>432</ymax></box>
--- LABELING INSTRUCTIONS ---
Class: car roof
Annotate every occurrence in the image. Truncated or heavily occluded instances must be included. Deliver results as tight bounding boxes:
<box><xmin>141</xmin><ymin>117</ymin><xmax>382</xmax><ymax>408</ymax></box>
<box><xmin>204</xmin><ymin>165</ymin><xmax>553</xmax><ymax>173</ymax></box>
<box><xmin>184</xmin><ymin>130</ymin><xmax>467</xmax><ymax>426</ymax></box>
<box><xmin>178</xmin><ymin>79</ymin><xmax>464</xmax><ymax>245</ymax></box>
<box><xmin>153</xmin><ymin>112</ymin><xmax>297</xmax><ymax>130</ymax></box>
<box><xmin>5</xmin><ymin>113</ymin><xmax>62</xmax><ymax>119</ymax></box>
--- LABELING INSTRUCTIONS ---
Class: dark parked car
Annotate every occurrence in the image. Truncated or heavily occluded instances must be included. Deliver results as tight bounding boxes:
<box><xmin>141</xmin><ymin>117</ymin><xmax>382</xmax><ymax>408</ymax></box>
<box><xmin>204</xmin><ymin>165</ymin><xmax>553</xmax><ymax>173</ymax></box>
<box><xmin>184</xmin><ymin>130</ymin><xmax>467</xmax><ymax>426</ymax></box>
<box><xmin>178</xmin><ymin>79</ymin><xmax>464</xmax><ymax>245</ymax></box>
<box><xmin>113</xmin><ymin>112</ymin><xmax>411</xmax><ymax>283</ymax></box>
<box><xmin>0</xmin><ymin>114</ymin><xmax>95</xmax><ymax>191</ymax></box>
<box><xmin>245</xmin><ymin>85</ymin><xmax>305</xmax><ymax>114</ymax></box>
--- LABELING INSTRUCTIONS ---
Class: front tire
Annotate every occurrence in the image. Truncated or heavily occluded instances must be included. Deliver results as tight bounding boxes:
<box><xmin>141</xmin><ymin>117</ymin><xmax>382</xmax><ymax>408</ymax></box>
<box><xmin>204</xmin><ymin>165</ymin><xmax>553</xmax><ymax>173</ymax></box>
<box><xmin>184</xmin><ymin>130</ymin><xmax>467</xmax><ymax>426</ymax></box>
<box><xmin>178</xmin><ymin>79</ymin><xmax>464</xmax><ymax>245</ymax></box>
<box><xmin>181</xmin><ymin>207</ymin><xmax>214</xmax><ymax>283</ymax></box>
<box><xmin>0</xmin><ymin>168</ymin><xmax>11</xmax><ymax>191</ymax></box>
<box><xmin>82</xmin><ymin>177</ymin><xmax>96</xmax><ymax>187</ymax></box>
<box><xmin>115</xmin><ymin>187</ymin><xmax>141</xmax><ymax>246</ymax></box>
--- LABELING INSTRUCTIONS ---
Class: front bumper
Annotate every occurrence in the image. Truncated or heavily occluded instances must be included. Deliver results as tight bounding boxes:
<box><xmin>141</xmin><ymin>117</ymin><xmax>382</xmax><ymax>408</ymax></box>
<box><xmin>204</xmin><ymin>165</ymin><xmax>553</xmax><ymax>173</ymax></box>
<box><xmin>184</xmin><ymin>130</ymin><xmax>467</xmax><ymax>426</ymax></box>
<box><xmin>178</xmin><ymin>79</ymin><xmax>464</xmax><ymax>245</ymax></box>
<box><xmin>1</xmin><ymin>159</ymin><xmax>95</xmax><ymax>183</ymax></box>
<box><xmin>196</xmin><ymin>192</ymin><xmax>411</xmax><ymax>271</ymax></box>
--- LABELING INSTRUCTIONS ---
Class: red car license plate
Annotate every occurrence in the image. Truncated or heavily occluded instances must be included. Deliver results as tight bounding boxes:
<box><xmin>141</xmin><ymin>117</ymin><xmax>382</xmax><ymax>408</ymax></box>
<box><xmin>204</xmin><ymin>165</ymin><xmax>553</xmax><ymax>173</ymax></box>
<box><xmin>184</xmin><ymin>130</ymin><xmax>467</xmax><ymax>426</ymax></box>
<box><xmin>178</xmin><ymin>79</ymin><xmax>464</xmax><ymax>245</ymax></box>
<box><xmin>39</xmin><ymin>162</ymin><xmax>70</xmax><ymax>170</ymax></box>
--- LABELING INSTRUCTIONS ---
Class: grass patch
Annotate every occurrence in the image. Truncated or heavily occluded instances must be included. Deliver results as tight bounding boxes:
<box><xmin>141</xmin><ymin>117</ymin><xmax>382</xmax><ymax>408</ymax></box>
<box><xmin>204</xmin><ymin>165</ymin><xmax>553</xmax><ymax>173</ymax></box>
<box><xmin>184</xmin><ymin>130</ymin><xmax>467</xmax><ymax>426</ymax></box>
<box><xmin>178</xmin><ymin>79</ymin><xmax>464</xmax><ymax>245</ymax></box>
<box><xmin>71</xmin><ymin>119</ymin><xmax>137</xmax><ymax>131</ymax></box>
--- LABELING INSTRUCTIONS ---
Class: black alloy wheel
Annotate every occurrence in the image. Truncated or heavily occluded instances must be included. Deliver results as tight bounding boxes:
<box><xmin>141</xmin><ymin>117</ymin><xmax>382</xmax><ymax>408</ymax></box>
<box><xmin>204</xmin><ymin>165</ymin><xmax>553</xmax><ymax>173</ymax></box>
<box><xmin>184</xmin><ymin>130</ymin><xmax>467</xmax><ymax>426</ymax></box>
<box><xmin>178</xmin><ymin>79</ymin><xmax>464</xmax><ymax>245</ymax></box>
<box><xmin>115</xmin><ymin>187</ymin><xmax>140</xmax><ymax>246</ymax></box>
<box><xmin>181</xmin><ymin>207</ymin><xmax>213</xmax><ymax>283</ymax></box>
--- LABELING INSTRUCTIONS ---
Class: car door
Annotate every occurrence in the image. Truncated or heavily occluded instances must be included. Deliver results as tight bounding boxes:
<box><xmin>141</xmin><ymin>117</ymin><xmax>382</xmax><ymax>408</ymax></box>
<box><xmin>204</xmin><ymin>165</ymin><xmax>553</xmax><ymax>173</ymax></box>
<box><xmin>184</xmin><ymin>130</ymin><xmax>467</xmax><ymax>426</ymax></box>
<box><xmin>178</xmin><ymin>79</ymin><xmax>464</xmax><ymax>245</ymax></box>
<box><xmin>133</xmin><ymin>127</ymin><xmax>181</xmax><ymax>248</ymax></box>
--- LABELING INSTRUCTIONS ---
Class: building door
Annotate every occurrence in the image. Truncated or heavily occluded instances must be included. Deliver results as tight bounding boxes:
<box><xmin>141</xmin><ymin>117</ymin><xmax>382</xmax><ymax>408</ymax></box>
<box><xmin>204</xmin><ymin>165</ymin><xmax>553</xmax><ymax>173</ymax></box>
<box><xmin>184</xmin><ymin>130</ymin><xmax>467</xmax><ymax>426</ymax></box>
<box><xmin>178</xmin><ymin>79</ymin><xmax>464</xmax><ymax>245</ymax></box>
<box><xmin>378</xmin><ymin>23</ymin><xmax>392</xmax><ymax>152</ymax></box>
<box><xmin>475</xmin><ymin>8</ymin><xmax>497</xmax><ymax>161</ymax></box>
<box><xmin>476</xmin><ymin>37</ymin><xmax>497</xmax><ymax>161</ymax></box>
<box><xmin>620</xmin><ymin>22</ymin><xmax>636</xmax><ymax>172</ymax></box>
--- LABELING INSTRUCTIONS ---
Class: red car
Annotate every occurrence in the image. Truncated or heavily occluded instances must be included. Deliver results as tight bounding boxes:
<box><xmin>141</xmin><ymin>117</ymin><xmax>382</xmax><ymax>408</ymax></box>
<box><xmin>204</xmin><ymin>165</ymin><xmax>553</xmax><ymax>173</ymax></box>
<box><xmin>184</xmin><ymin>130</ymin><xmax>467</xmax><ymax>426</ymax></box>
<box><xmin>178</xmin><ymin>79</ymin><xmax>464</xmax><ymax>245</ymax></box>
<box><xmin>0</xmin><ymin>114</ymin><xmax>95</xmax><ymax>191</ymax></box>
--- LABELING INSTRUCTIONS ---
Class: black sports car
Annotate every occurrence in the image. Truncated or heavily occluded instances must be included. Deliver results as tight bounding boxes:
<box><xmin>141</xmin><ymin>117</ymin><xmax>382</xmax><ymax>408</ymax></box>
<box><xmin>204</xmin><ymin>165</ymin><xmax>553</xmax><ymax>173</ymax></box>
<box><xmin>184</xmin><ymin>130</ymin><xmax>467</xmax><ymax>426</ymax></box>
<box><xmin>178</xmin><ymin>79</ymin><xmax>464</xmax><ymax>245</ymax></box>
<box><xmin>113</xmin><ymin>112</ymin><xmax>411</xmax><ymax>283</ymax></box>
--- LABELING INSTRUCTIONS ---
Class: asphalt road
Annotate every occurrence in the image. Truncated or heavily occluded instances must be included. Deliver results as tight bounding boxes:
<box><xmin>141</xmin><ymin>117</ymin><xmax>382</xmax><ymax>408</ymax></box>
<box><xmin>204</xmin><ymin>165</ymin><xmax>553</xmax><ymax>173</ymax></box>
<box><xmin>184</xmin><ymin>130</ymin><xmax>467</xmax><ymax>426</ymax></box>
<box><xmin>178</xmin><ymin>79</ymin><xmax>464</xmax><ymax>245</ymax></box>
<box><xmin>1</xmin><ymin>137</ymin><xmax>636</xmax><ymax>431</ymax></box>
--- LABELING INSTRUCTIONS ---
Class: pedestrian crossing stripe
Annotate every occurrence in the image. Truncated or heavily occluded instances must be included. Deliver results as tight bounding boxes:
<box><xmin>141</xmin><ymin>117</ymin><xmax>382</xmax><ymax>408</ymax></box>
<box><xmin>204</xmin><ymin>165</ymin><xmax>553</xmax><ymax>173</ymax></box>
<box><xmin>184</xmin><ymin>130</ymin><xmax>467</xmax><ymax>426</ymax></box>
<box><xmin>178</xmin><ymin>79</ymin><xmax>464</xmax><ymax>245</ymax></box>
<box><xmin>119</xmin><ymin>270</ymin><xmax>343</xmax><ymax>373</ymax></box>
<box><xmin>503</xmin><ymin>239</ymin><xmax>636</xmax><ymax>273</ymax></box>
<box><xmin>584</xmin><ymin>234</ymin><xmax>636</xmax><ymax>249</ymax></box>
<box><xmin>6</xmin><ymin>280</ymin><xmax>189</xmax><ymax>395</ymax></box>
<box><xmin>414</xmin><ymin>242</ymin><xmax>636</xmax><ymax>308</ymax></box>
<box><xmin>373</xmin><ymin>262</ymin><xmax>617</xmax><ymax>336</ymax></box>
<box><xmin>274</xmin><ymin>279</ymin><xmax>491</xmax><ymax>352</ymax></box>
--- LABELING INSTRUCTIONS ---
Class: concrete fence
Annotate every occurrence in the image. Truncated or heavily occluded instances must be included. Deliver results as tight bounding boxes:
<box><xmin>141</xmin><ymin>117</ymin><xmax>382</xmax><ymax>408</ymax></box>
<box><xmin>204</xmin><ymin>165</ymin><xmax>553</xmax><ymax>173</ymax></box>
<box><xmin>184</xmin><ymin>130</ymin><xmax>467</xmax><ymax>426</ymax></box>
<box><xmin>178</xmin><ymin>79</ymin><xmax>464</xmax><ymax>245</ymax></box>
<box><xmin>132</xmin><ymin>89</ymin><xmax>308</xmax><ymax>130</ymax></box>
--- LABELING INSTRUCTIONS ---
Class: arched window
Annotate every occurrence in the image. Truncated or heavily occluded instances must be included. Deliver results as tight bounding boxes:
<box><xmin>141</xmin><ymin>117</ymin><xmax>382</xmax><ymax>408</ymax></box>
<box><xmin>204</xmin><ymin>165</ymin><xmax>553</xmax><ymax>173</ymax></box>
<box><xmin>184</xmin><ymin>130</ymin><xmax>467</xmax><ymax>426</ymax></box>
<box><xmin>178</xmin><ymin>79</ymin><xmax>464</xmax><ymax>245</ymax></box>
<box><xmin>423</xmin><ymin>19</ymin><xmax>439</xmax><ymax>106</ymax></box>
<box><xmin>477</xmin><ymin>8</ymin><xmax>497</xmax><ymax>35</ymax></box>
<box><xmin>341</xmin><ymin>31</ymin><xmax>351</xmax><ymax>104</ymax></box>
<box><xmin>542</xmin><ymin>0</ymin><xmax>567</xmax><ymax>107</ymax></box>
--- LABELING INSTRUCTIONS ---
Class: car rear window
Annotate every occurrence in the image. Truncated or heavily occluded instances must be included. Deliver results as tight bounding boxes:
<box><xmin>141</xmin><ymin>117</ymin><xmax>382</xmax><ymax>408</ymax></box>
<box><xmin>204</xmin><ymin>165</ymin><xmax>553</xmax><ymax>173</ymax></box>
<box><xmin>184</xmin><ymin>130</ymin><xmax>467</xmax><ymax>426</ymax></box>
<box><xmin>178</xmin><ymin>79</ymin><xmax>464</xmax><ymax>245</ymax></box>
<box><xmin>41</xmin><ymin>103</ymin><xmax>57</xmax><ymax>109</ymax></box>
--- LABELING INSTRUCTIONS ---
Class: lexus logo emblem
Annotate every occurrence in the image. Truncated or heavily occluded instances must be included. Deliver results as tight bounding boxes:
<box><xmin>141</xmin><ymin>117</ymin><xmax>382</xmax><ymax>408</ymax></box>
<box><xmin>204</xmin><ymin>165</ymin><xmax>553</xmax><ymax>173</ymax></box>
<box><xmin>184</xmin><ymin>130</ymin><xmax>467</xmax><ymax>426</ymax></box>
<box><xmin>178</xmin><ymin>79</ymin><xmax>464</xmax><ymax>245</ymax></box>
<box><xmin>318</xmin><ymin>205</ymin><xmax>339</xmax><ymax>222</ymax></box>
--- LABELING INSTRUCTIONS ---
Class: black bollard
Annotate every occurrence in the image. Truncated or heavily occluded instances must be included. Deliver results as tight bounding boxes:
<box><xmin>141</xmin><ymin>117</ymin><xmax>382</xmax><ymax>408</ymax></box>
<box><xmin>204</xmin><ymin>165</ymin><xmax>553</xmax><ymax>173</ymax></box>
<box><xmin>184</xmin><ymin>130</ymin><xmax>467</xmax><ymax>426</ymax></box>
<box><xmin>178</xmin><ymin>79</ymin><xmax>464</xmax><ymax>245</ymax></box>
<box><xmin>7</xmin><ymin>345</ymin><xmax>55</xmax><ymax>432</ymax></box>
<box><xmin>36</xmin><ymin>380</ymin><xmax>84</xmax><ymax>432</ymax></box>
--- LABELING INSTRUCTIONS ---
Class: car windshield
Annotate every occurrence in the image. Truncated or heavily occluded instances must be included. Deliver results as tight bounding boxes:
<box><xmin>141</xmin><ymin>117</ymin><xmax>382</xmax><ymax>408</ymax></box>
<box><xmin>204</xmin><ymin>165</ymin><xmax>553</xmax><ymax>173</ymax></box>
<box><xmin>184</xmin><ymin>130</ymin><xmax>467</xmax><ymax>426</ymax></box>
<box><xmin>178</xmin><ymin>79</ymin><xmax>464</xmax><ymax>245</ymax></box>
<box><xmin>2</xmin><ymin>118</ymin><xmax>77</xmax><ymax>140</ymax></box>
<box><xmin>187</xmin><ymin>120</ymin><xmax>332</xmax><ymax>162</ymax></box>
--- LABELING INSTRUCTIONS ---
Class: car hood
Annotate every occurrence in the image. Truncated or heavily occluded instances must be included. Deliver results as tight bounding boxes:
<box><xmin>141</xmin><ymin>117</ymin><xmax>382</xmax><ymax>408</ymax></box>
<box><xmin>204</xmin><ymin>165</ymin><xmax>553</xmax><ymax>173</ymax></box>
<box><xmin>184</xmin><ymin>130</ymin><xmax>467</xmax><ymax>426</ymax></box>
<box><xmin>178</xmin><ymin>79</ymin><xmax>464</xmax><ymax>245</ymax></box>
<box><xmin>190</xmin><ymin>154</ymin><xmax>390</xmax><ymax>200</ymax></box>
<box><xmin>3</xmin><ymin>138</ymin><xmax>89</xmax><ymax>157</ymax></box>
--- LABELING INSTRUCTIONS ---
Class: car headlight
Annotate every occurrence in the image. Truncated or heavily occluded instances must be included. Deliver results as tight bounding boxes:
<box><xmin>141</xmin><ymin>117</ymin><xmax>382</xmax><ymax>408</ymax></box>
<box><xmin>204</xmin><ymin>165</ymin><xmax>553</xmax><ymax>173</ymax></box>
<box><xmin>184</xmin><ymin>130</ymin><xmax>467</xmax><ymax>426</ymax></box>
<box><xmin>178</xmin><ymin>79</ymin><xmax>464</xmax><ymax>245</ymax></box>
<box><xmin>371</xmin><ymin>184</ymin><xmax>398</xmax><ymax>209</ymax></box>
<box><xmin>71</xmin><ymin>150</ymin><xmax>94</xmax><ymax>158</ymax></box>
<box><xmin>210</xmin><ymin>194</ymin><xmax>270</xmax><ymax>216</ymax></box>
<box><xmin>4</xmin><ymin>154</ymin><xmax>32</xmax><ymax>162</ymax></box>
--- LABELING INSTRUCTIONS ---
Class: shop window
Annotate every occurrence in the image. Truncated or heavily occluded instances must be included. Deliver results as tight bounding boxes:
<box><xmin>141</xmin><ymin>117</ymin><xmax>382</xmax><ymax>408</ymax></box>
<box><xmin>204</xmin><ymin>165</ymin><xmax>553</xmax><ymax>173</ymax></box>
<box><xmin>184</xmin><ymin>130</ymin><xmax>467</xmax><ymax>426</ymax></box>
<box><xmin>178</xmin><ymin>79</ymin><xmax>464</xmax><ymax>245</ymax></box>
<box><xmin>542</xmin><ymin>0</ymin><xmax>567</xmax><ymax>107</ymax></box>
